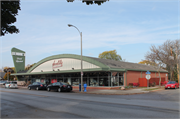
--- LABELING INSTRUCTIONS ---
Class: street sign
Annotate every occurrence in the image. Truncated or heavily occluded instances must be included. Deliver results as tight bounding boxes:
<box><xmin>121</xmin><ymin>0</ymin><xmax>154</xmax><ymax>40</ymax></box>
<box><xmin>146</xmin><ymin>71</ymin><xmax>151</xmax><ymax>75</ymax></box>
<box><xmin>146</xmin><ymin>74</ymin><xmax>151</xmax><ymax>80</ymax></box>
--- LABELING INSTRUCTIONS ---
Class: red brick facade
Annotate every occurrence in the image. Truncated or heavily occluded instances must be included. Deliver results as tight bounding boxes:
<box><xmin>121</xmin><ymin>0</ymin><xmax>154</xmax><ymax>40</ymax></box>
<box><xmin>124</xmin><ymin>70</ymin><xmax>168</xmax><ymax>86</ymax></box>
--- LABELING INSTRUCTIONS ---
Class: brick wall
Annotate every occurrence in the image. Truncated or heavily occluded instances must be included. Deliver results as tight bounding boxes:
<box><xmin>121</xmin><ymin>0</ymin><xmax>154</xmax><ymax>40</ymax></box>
<box><xmin>124</xmin><ymin>71</ymin><xmax>168</xmax><ymax>86</ymax></box>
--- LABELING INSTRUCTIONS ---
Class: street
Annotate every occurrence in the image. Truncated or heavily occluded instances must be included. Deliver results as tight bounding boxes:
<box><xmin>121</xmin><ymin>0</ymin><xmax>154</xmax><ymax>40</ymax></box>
<box><xmin>0</xmin><ymin>88</ymin><xmax>180</xmax><ymax>118</ymax></box>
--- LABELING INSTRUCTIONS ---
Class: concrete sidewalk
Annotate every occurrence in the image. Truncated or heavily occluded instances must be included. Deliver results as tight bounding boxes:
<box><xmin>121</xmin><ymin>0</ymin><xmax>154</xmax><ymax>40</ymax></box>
<box><xmin>15</xmin><ymin>85</ymin><xmax>164</xmax><ymax>95</ymax></box>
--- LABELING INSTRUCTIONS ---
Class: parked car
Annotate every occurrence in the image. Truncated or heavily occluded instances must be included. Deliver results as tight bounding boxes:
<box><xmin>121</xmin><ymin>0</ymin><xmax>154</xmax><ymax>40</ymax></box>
<box><xmin>47</xmin><ymin>82</ymin><xmax>72</xmax><ymax>92</ymax></box>
<box><xmin>0</xmin><ymin>81</ymin><xmax>7</xmax><ymax>85</ymax></box>
<box><xmin>5</xmin><ymin>81</ymin><xmax>18</xmax><ymax>89</ymax></box>
<box><xmin>28</xmin><ymin>82</ymin><xmax>47</xmax><ymax>90</ymax></box>
<box><xmin>165</xmin><ymin>81</ymin><xmax>179</xmax><ymax>89</ymax></box>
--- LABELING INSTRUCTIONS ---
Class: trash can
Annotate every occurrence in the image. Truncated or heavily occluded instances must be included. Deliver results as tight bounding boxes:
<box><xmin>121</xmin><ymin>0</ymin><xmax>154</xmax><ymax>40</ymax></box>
<box><xmin>84</xmin><ymin>84</ymin><xmax>87</xmax><ymax>92</ymax></box>
<box><xmin>79</xmin><ymin>84</ymin><xmax>81</xmax><ymax>91</ymax></box>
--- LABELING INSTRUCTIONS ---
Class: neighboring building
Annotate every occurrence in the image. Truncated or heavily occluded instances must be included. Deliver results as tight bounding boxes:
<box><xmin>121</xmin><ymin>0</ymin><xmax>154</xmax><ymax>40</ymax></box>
<box><xmin>0</xmin><ymin>72</ymin><xmax>6</xmax><ymax>80</ymax></box>
<box><xmin>11</xmin><ymin>54</ymin><xmax>168</xmax><ymax>87</ymax></box>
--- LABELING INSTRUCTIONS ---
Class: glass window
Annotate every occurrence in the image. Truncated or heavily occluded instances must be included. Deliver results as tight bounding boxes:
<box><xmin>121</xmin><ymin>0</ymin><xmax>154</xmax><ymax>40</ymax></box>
<box><xmin>61</xmin><ymin>82</ymin><xmax>68</xmax><ymax>85</ymax></box>
<box><xmin>90</xmin><ymin>78</ymin><xmax>98</xmax><ymax>86</ymax></box>
<box><xmin>11</xmin><ymin>82</ymin><xmax>17</xmax><ymax>84</ymax></box>
<box><xmin>99</xmin><ymin>78</ymin><xmax>105</xmax><ymax>86</ymax></box>
<box><xmin>72</xmin><ymin>78</ymin><xmax>79</xmax><ymax>86</ymax></box>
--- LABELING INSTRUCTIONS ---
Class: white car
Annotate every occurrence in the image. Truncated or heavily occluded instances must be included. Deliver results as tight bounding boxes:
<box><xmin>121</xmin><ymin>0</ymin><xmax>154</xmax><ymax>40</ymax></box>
<box><xmin>5</xmin><ymin>81</ymin><xmax>18</xmax><ymax>89</ymax></box>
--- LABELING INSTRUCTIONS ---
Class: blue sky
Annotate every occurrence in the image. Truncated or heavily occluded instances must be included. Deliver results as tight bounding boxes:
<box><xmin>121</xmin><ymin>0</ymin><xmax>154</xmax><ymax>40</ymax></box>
<box><xmin>0</xmin><ymin>0</ymin><xmax>179</xmax><ymax>68</ymax></box>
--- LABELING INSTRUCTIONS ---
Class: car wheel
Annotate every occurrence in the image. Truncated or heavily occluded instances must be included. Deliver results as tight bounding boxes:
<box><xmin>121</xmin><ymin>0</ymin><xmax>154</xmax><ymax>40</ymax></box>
<box><xmin>175</xmin><ymin>86</ymin><xmax>176</xmax><ymax>89</ymax></box>
<box><xmin>28</xmin><ymin>87</ymin><xmax>31</xmax><ymax>90</ymax></box>
<box><xmin>47</xmin><ymin>88</ymin><xmax>50</xmax><ymax>92</ymax></box>
<box><xmin>58</xmin><ymin>88</ymin><xmax>61</xmax><ymax>92</ymax></box>
<box><xmin>36</xmin><ymin>87</ymin><xmax>39</xmax><ymax>90</ymax></box>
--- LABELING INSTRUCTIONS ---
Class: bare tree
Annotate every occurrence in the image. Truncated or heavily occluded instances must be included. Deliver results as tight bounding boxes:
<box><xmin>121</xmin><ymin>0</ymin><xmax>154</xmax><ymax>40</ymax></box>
<box><xmin>145</xmin><ymin>40</ymin><xmax>180</xmax><ymax>84</ymax></box>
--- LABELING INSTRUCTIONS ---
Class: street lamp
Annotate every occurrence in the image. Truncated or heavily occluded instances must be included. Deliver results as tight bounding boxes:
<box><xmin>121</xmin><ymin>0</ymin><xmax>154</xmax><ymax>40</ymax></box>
<box><xmin>68</xmin><ymin>24</ymin><xmax>83</xmax><ymax>92</ymax></box>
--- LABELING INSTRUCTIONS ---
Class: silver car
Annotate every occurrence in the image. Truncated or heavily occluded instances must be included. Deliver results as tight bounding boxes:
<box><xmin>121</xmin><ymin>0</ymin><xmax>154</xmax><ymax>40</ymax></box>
<box><xmin>5</xmin><ymin>81</ymin><xmax>18</xmax><ymax>89</ymax></box>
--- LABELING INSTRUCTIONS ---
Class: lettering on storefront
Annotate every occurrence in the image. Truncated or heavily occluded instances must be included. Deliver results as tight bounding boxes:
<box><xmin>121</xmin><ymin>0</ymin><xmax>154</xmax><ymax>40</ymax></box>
<box><xmin>52</xmin><ymin>60</ymin><xmax>63</xmax><ymax>69</ymax></box>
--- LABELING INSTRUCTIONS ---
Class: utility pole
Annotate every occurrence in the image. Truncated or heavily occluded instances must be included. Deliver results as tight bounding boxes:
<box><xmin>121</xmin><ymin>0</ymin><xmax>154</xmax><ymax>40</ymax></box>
<box><xmin>176</xmin><ymin>45</ymin><xmax>179</xmax><ymax>83</ymax></box>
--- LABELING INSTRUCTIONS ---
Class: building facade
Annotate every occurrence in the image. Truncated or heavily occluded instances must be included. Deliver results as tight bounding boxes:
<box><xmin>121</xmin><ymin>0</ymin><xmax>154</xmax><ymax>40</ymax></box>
<box><xmin>12</xmin><ymin>54</ymin><xmax>168</xmax><ymax>87</ymax></box>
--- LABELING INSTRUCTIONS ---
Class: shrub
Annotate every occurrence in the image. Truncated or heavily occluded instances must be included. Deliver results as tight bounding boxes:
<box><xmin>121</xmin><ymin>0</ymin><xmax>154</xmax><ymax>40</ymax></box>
<box><xmin>129</xmin><ymin>83</ymin><xmax>133</xmax><ymax>86</ymax></box>
<box><xmin>125</xmin><ymin>86</ymin><xmax>133</xmax><ymax>89</ymax></box>
<box><xmin>133</xmin><ymin>83</ymin><xmax>139</xmax><ymax>87</ymax></box>
<box><xmin>152</xmin><ymin>82</ymin><xmax>156</xmax><ymax>87</ymax></box>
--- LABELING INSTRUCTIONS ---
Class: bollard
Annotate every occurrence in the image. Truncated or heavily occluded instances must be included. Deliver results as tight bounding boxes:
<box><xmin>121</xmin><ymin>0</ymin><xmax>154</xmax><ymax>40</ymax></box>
<box><xmin>84</xmin><ymin>84</ymin><xmax>87</xmax><ymax>92</ymax></box>
<box><xmin>79</xmin><ymin>84</ymin><xmax>81</xmax><ymax>92</ymax></box>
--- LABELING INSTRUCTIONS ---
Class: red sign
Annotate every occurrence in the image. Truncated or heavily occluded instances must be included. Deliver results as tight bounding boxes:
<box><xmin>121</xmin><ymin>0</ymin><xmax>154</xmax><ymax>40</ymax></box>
<box><xmin>41</xmin><ymin>79</ymin><xmax>44</xmax><ymax>83</ymax></box>
<box><xmin>51</xmin><ymin>79</ymin><xmax>57</xmax><ymax>83</ymax></box>
<box><xmin>52</xmin><ymin>60</ymin><xmax>63</xmax><ymax>69</ymax></box>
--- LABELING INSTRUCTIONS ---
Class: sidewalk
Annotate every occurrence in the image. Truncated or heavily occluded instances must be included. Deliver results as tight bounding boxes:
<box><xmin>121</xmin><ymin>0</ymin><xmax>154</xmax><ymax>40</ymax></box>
<box><xmin>16</xmin><ymin>85</ymin><xmax>165</xmax><ymax>95</ymax></box>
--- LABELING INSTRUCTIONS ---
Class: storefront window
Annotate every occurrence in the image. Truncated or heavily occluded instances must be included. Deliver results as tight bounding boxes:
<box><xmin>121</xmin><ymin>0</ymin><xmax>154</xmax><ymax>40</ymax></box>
<box><xmin>99</xmin><ymin>78</ymin><xmax>105</xmax><ymax>86</ymax></box>
<box><xmin>83</xmin><ymin>78</ymin><xmax>87</xmax><ymax>84</ymax></box>
<box><xmin>90</xmin><ymin>78</ymin><xmax>98</xmax><ymax>86</ymax></box>
<box><xmin>119</xmin><ymin>76</ymin><xmax>124</xmax><ymax>86</ymax></box>
<box><xmin>36</xmin><ymin>79</ymin><xmax>40</xmax><ymax>82</ymax></box>
<box><xmin>71</xmin><ymin>78</ymin><xmax>79</xmax><ymax>86</ymax></box>
<box><xmin>40</xmin><ymin>79</ymin><xmax>45</xmax><ymax>84</ymax></box>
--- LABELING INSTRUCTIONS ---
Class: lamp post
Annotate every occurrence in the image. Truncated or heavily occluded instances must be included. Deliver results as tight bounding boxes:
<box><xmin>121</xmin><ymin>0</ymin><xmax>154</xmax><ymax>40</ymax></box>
<box><xmin>68</xmin><ymin>24</ymin><xmax>83</xmax><ymax>92</ymax></box>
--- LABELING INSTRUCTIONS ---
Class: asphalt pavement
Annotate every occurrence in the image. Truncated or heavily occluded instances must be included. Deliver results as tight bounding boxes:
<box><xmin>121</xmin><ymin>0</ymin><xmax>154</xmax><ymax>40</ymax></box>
<box><xmin>16</xmin><ymin>85</ymin><xmax>166</xmax><ymax>95</ymax></box>
<box><xmin>0</xmin><ymin>87</ymin><xmax>179</xmax><ymax>118</ymax></box>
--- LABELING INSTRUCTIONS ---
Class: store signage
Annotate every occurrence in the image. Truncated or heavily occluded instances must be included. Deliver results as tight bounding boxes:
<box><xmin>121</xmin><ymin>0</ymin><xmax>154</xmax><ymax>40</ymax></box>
<box><xmin>12</xmin><ymin>52</ymin><xmax>25</xmax><ymax>56</ymax></box>
<box><xmin>51</xmin><ymin>79</ymin><xmax>57</xmax><ymax>83</ymax></box>
<box><xmin>16</xmin><ymin>57</ymin><xmax>23</xmax><ymax>63</ymax></box>
<box><xmin>52</xmin><ymin>60</ymin><xmax>63</xmax><ymax>69</ymax></box>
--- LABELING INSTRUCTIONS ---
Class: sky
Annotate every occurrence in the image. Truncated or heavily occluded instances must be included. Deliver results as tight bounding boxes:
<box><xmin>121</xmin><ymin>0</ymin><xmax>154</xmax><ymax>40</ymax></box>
<box><xmin>0</xmin><ymin>0</ymin><xmax>180</xmax><ymax>69</ymax></box>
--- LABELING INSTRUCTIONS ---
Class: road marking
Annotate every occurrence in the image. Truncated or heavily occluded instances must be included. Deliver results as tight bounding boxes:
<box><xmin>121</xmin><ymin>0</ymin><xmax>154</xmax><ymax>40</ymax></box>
<box><xmin>0</xmin><ymin>90</ymin><xmax>48</xmax><ymax>97</ymax></box>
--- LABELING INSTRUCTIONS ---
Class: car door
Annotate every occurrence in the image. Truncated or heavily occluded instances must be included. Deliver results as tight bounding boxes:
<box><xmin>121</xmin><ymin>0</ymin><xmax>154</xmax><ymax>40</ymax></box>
<box><xmin>50</xmin><ymin>83</ymin><xmax>55</xmax><ymax>90</ymax></box>
<box><xmin>54</xmin><ymin>82</ymin><xmax>60</xmax><ymax>91</ymax></box>
<box><xmin>32</xmin><ymin>82</ymin><xmax>37</xmax><ymax>89</ymax></box>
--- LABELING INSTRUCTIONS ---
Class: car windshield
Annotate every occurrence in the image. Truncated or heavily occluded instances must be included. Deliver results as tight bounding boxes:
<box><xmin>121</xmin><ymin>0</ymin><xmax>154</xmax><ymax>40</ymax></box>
<box><xmin>61</xmin><ymin>82</ymin><xmax>68</xmax><ymax>85</ymax></box>
<box><xmin>167</xmin><ymin>81</ymin><xmax>175</xmax><ymax>84</ymax></box>
<box><xmin>38</xmin><ymin>82</ymin><xmax>43</xmax><ymax>85</ymax></box>
<box><xmin>11</xmin><ymin>82</ymin><xmax>17</xmax><ymax>84</ymax></box>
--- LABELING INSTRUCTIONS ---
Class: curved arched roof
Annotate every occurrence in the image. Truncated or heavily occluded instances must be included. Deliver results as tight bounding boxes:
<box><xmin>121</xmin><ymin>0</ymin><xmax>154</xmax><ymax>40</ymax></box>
<box><xmin>12</xmin><ymin>54</ymin><xmax>167</xmax><ymax>76</ymax></box>
<box><xmin>27</xmin><ymin>54</ymin><xmax>110</xmax><ymax>73</ymax></box>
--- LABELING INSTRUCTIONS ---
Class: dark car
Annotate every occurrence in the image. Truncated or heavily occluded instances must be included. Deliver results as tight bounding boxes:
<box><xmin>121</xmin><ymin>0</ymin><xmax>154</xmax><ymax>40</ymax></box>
<box><xmin>28</xmin><ymin>82</ymin><xmax>47</xmax><ymax>90</ymax></box>
<box><xmin>47</xmin><ymin>82</ymin><xmax>72</xmax><ymax>92</ymax></box>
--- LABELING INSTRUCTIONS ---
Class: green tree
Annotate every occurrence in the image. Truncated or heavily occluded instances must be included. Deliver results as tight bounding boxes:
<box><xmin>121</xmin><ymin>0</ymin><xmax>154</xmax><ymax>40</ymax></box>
<box><xmin>138</xmin><ymin>60</ymin><xmax>157</xmax><ymax>66</ymax></box>
<box><xmin>3</xmin><ymin>72</ymin><xmax>14</xmax><ymax>81</ymax></box>
<box><xmin>99</xmin><ymin>50</ymin><xmax>122</xmax><ymax>61</ymax></box>
<box><xmin>67</xmin><ymin>0</ymin><xmax>108</xmax><ymax>5</ymax></box>
<box><xmin>1</xmin><ymin>0</ymin><xmax>21</xmax><ymax>36</ymax></box>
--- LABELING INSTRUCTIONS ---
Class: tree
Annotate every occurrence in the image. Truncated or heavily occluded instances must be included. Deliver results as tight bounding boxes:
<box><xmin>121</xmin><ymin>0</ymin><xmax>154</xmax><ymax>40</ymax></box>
<box><xmin>99</xmin><ymin>50</ymin><xmax>122</xmax><ymax>61</ymax></box>
<box><xmin>25</xmin><ymin>63</ymin><xmax>36</xmax><ymax>70</ymax></box>
<box><xmin>3</xmin><ymin>67</ymin><xmax>14</xmax><ymax>73</ymax></box>
<box><xmin>145</xmin><ymin>40</ymin><xmax>180</xmax><ymax>81</ymax></box>
<box><xmin>3</xmin><ymin>72</ymin><xmax>14</xmax><ymax>81</ymax></box>
<box><xmin>67</xmin><ymin>0</ymin><xmax>109</xmax><ymax>5</ymax></box>
<box><xmin>1</xmin><ymin>0</ymin><xmax>21</xmax><ymax>36</ymax></box>
<box><xmin>138</xmin><ymin>60</ymin><xmax>157</xmax><ymax>66</ymax></box>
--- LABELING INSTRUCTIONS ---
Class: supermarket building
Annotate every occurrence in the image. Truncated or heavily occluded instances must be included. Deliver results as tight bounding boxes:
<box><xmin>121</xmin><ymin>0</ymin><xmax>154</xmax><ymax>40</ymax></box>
<box><xmin>11</xmin><ymin>48</ymin><xmax>168</xmax><ymax>88</ymax></box>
